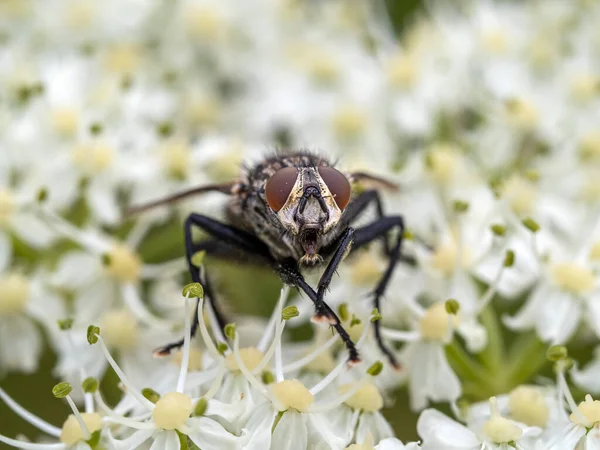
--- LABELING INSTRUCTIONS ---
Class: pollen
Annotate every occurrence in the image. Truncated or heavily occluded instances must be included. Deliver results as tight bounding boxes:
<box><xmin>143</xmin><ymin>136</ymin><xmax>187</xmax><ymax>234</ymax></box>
<box><xmin>171</xmin><ymin>348</ymin><xmax>203</xmax><ymax>372</ymax></box>
<box><xmin>0</xmin><ymin>273</ymin><xmax>30</xmax><ymax>316</ymax></box>
<box><xmin>59</xmin><ymin>413</ymin><xmax>102</xmax><ymax>446</ymax></box>
<box><xmin>571</xmin><ymin>73</ymin><xmax>599</xmax><ymax>102</ymax></box>
<box><xmin>71</xmin><ymin>142</ymin><xmax>114</xmax><ymax>174</ymax></box>
<box><xmin>387</xmin><ymin>54</ymin><xmax>418</xmax><ymax>89</ymax></box>
<box><xmin>501</xmin><ymin>175</ymin><xmax>538</xmax><ymax>216</ymax></box>
<box><xmin>505</xmin><ymin>98</ymin><xmax>539</xmax><ymax>131</ymax></box>
<box><xmin>225</xmin><ymin>347</ymin><xmax>264</xmax><ymax>372</ymax></box>
<box><xmin>0</xmin><ymin>189</ymin><xmax>15</xmax><ymax>227</ymax></box>
<box><xmin>350</xmin><ymin>252</ymin><xmax>384</xmax><ymax>286</ymax></box>
<box><xmin>51</xmin><ymin>108</ymin><xmax>79</xmax><ymax>137</ymax></box>
<box><xmin>481</xmin><ymin>28</ymin><xmax>510</xmax><ymax>54</ymax></box>
<box><xmin>332</xmin><ymin>106</ymin><xmax>367</xmax><ymax>141</ymax></box>
<box><xmin>103</xmin><ymin>244</ymin><xmax>142</xmax><ymax>283</ymax></box>
<box><xmin>99</xmin><ymin>309</ymin><xmax>139</xmax><ymax>351</ymax></box>
<box><xmin>419</xmin><ymin>302</ymin><xmax>459</xmax><ymax>341</ymax></box>
<box><xmin>152</xmin><ymin>392</ymin><xmax>193</xmax><ymax>430</ymax></box>
<box><xmin>161</xmin><ymin>140</ymin><xmax>191</xmax><ymax>181</ymax></box>
<box><xmin>550</xmin><ymin>262</ymin><xmax>596</xmax><ymax>294</ymax></box>
<box><xmin>508</xmin><ymin>385</ymin><xmax>549</xmax><ymax>428</ymax></box>
<box><xmin>340</xmin><ymin>383</ymin><xmax>384</xmax><ymax>412</ymax></box>
<box><xmin>270</xmin><ymin>379</ymin><xmax>314</xmax><ymax>412</ymax></box>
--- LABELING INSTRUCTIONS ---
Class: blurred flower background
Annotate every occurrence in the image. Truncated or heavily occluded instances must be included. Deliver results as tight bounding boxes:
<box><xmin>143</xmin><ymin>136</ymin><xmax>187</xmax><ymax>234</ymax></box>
<box><xmin>2</xmin><ymin>0</ymin><xmax>600</xmax><ymax>448</ymax></box>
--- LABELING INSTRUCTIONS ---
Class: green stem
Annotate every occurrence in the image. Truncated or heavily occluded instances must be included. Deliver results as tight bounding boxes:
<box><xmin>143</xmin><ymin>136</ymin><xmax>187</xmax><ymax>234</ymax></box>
<box><xmin>505</xmin><ymin>333</ymin><xmax>548</xmax><ymax>387</ymax></box>
<box><xmin>477</xmin><ymin>306</ymin><xmax>505</xmax><ymax>372</ymax></box>
<box><xmin>445</xmin><ymin>340</ymin><xmax>490</xmax><ymax>387</ymax></box>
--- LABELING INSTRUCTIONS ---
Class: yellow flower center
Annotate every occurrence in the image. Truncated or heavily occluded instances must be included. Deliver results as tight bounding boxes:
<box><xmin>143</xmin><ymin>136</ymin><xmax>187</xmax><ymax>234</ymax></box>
<box><xmin>501</xmin><ymin>175</ymin><xmax>538</xmax><ymax>216</ymax></box>
<box><xmin>340</xmin><ymin>383</ymin><xmax>383</xmax><ymax>412</ymax></box>
<box><xmin>51</xmin><ymin>108</ymin><xmax>79</xmax><ymax>137</ymax></box>
<box><xmin>0</xmin><ymin>273</ymin><xmax>30</xmax><ymax>316</ymax></box>
<box><xmin>152</xmin><ymin>392</ymin><xmax>193</xmax><ymax>430</ymax></box>
<box><xmin>184</xmin><ymin>5</ymin><xmax>227</xmax><ymax>41</ymax></box>
<box><xmin>185</xmin><ymin>97</ymin><xmax>221</xmax><ymax>129</ymax></box>
<box><xmin>65</xmin><ymin>1</ymin><xmax>95</xmax><ymax>30</ymax></box>
<box><xmin>508</xmin><ymin>385</ymin><xmax>549</xmax><ymax>428</ymax></box>
<box><xmin>571</xmin><ymin>395</ymin><xmax>600</xmax><ymax>426</ymax></box>
<box><xmin>104</xmin><ymin>44</ymin><xmax>142</xmax><ymax>75</ymax></box>
<box><xmin>505</xmin><ymin>98</ymin><xmax>539</xmax><ymax>131</ymax></box>
<box><xmin>579</xmin><ymin>131</ymin><xmax>600</xmax><ymax>162</ymax></box>
<box><xmin>551</xmin><ymin>262</ymin><xmax>596</xmax><ymax>294</ymax></box>
<box><xmin>481</xmin><ymin>29</ymin><xmax>510</xmax><ymax>54</ymax></box>
<box><xmin>104</xmin><ymin>244</ymin><xmax>142</xmax><ymax>283</ymax></box>
<box><xmin>161</xmin><ymin>140</ymin><xmax>191</xmax><ymax>181</ymax></box>
<box><xmin>171</xmin><ymin>348</ymin><xmax>203</xmax><ymax>372</ymax></box>
<box><xmin>332</xmin><ymin>106</ymin><xmax>367</xmax><ymax>141</ymax></box>
<box><xmin>99</xmin><ymin>309</ymin><xmax>139</xmax><ymax>351</ymax></box>
<box><xmin>350</xmin><ymin>252</ymin><xmax>384</xmax><ymax>286</ymax></box>
<box><xmin>71</xmin><ymin>142</ymin><xmax>114</xmax><ymax>174</ymax></box>
<box><xmin>526</xmin><ymin>36</ymin><xmax>559</xmax><ymax>69</ymax></box>
<box><xmin>225</xmin><ymin>347</ymin><xmax>264</xmax><ymax>372</ymax></box>
<box><xmin>419</xmin><ymin>303</ymin><xmax>458</xmax><ymax>341</ymax></box>
<box><xmin>430</xmin><ymin>240</ymin><xmax>470</xmax><ymax>275</ymax></box>
<box><xmin>0</xmin><ymin>189</ymin><xmax>15</xmax><ymax>227</ymax></box>
<box><xmin>590</xmin><ymin>242</ymin><xmax>600</xmax><ymax>261</ymax></box>
<box><xmin>481</xmin><ymin>415</ymin><xmax>523</xmax><ymax>443</ymax></box>
<box><xmin>270</xmin><ymin>379</ymin><xmax>314</xmax><ymax>412</ymax></box>
<box><xmin>426</xmin><ymin>145</ymin><xmax>461</xmax><ymax>185</ymax></box>
<box><xmin>60</xmin><ymin>413</ymin><xmax>102</xmax><ymax>446</ymax></box>
<box><xmin>571</xmin><ymin>74</ymin><xmax>599</xmax><ymax>102</ymax></box>
<box><xmin>387</xmin><ymin>54</ymin><xmax>418</xmax><ymax>89</ymax></box>
<box><xmin>202</xmin><ymin>146</ymin><xmax>243</xmax><ymax>183</ymax></box>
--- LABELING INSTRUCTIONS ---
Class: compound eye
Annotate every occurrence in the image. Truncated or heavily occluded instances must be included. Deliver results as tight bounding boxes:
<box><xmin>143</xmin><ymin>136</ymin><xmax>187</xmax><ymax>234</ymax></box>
<box><xmin>265</xmin><ymin>167</ymin><xmax>298</xmax><ymax>212</ymax></box>
<box><xmin>318</xmin><ymin>166</ymin><xmax>351</xmax><ymax>210</ymax></box>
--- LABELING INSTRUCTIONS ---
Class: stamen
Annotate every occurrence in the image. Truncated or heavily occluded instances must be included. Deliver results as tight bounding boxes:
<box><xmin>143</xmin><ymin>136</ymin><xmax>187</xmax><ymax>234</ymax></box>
<box><xmin>310</xmin><ymin>317</ymin><xmax>369</xmax><ymax>395</ymax></box>
<box><xmin>557</xmin><ymin>368</ymin><xmax>592</xmax><ymax>428</ymax></box>
<box><xmin>233</xmin><ymin>332</ymin><xmax>269</xmax><ymax>398</ymax></box>
<box><xmin>0</xmin><ymin>388</ymin><xmax>62</xmax><ymax>437</ymax></box>
<box><xmin>0</xmin><ymin>434</ymin><xmax>66</xmax><ymax>449</ymax></box>
<box><xmin>121</xmin><ymin>283</ymin><xmax>171</xmax><ymax>329</ymax></box>
<box><xmin>95</xmin><ymin>334</ymin><xmax>155</xmax><ymax>411</ymax></box>
<box><xmin>202</xmin><ymin>362</ymin><xmax>226</xmax><ymax>400</ymax></box>
<box><xmin>478</xmin><ymin>257</ymin><xmax>507</xmax><ymax>313</ymax></box>
<box><xmin>252</xmin><ymin>319</ymin><xmax>285</xmax><ymax>375</ymax></box>
<box><xmin>308</xmin><ymin>379</ymin><xmax>368</xmax><ymax>413</ymax></box>
<box><xmin>282</xmin><ymin>335</ymin><xmax>337</xmax><ymax>373</ymax></box>
<box><xmin>381</xmin><ymin>328</ymin><xmax>420</xmax><ymax>342</ymax></box>
<box><xmin>176</xmin><ymin>294</ymin><xmax>192</xmax><ymax>393</ymax></box>
<box><xmin>257</xmin><ymin>285</ymin><xmax>290</xmax><ymax>352</ymax></box>
<box><xmin>103</xmin><ymin>416</ymin><xmax>157</xmax><ymax>430</ymax></box>
<box><xmin>196</xmin><ymin>296</ymin><xmax>222</xmax><ymax>359</ymax></box>
<box><xmin>38</xmin><ymin>208</ymin><xmax>107</xmax><ymax>254</ymax></box>
<box><xmin>64</xmin><ymin>395</ymin><xmax>91</xmax><ymax>441</ymax></box>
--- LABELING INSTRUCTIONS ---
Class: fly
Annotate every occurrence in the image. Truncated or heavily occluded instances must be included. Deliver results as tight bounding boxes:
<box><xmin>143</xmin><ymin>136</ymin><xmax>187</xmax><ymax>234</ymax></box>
<box><xmin>129</xmin><ymin>151</ymin><xmax>404</xmax><ymax>367</ymax></box>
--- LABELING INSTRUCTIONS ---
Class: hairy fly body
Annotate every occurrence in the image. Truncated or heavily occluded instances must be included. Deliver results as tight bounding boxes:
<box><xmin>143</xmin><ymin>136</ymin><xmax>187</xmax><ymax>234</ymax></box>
<box><xmin>130</xmin><ymin>151</ymin><xmax>404</xmax><ymax>367</ymax></box>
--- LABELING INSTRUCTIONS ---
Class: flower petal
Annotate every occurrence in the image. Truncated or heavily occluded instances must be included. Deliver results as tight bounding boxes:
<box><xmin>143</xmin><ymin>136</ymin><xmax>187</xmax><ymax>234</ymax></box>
<box><xmin>416</xmin><ymin>409</ymin><xmax>479</xmax><ymax>448</ymax></box>
<box><xmin>149</xmin><ymin>431</ymin><xmax>180</xmax><ymax>450</ymax></box>
<box><xmin>0</xmin><ymin>231</ymin><xmax>12</xmax><ymax>272</ymax></box>
<box><xmin>187</xmin><ymin>417</ymin><xmax>243</xmax><ymax>450</ymax></box>
<box><xmin>271</xmin><ymin>410</ymin><xmax>308</xmax><ymax>450</ymax></box>
<box><xmin>0</xmin><ymin>316</ymin><xmax>41</xmax><ymax>373</ymax></box>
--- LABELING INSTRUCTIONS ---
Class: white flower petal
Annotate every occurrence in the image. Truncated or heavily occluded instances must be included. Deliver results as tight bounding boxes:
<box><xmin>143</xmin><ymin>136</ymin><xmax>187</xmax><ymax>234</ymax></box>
<box><xmin>149</xmin><ymin>431</ymin><xmax>180</xmax><ymax>450</ymax></box>
<box><xmin>10</xmin><ymin>212</ymin><xmax>56</xmax><ymax>248</ymax></box>
<box><xmin>377</xmin><ymin>437</ymin><xmax>421</xmax><ymax>450</ymax></box>
<box><xmin>106</xmin><ymin>428</ymin><xmax>155</xmax><ymax>450</ymax></box>
<box><xmin>52</xmin><ymin>251</ymin><xmax>102</xmax><ymax>290</ymax></box>
<box><xmin>270</xmin><ymin>410</ymin><xmax>307</xmax><ymax>450</ymax></box>
<box><xmin>0</xmin><ymin>316</ymin><xmax>42</xmax><ymax>373</ymax></box>
<box><xmin>408</xmin><ymin>342</ymin><xmax>461</xmax><ymax>411</ymax></box>
<box><xmin>87</xmin><ymin>179</ymin><xmax>121</xmax><ymax>225</ymax></box>
<box><xmin>241</xmin><ymin>402</ymin><xmax>276</xmax><ymax>450</ymax></box>
<box><xmin>187</xmin><ymin>416</ymin><xmax>243</xmax><ymax>450</ymax></box>
<box><xmin>417</xmin><ymin>409</ymin><xmax>479</xmax><ymax>449</ymax></box>
<box><xmin>0</xmin><ymin>231</ymin><xmax>12</xmax><ymax>272</ymax></box>
<box><xmin>355</xmin><ymin>413</ymin><xmax>394</xmax><ymax>445</ymax></box>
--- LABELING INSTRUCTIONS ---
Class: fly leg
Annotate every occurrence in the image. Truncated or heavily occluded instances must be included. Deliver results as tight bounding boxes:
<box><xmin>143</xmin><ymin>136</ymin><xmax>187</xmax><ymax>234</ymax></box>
<box><xmin>277</xmin><ymin>228</ymin><xmax>361</xmax><ymax>364</ymax></box>
<box><xmin>351</xmin><ymin>216</ymin><xmax>405</xmax><ymax>369</ymax></box>
<box><xmin>155</xmin><ymin>213</ymin><xmax>273</xmax><ymax>356</ymax></box>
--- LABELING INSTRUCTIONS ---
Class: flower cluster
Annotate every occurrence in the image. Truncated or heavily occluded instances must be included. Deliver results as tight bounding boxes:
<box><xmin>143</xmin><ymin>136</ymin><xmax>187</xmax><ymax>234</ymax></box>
<box><xmin>2</xmin><ymin>0</ymin><xmax>600</xmax><ymax>448</ymax></box>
